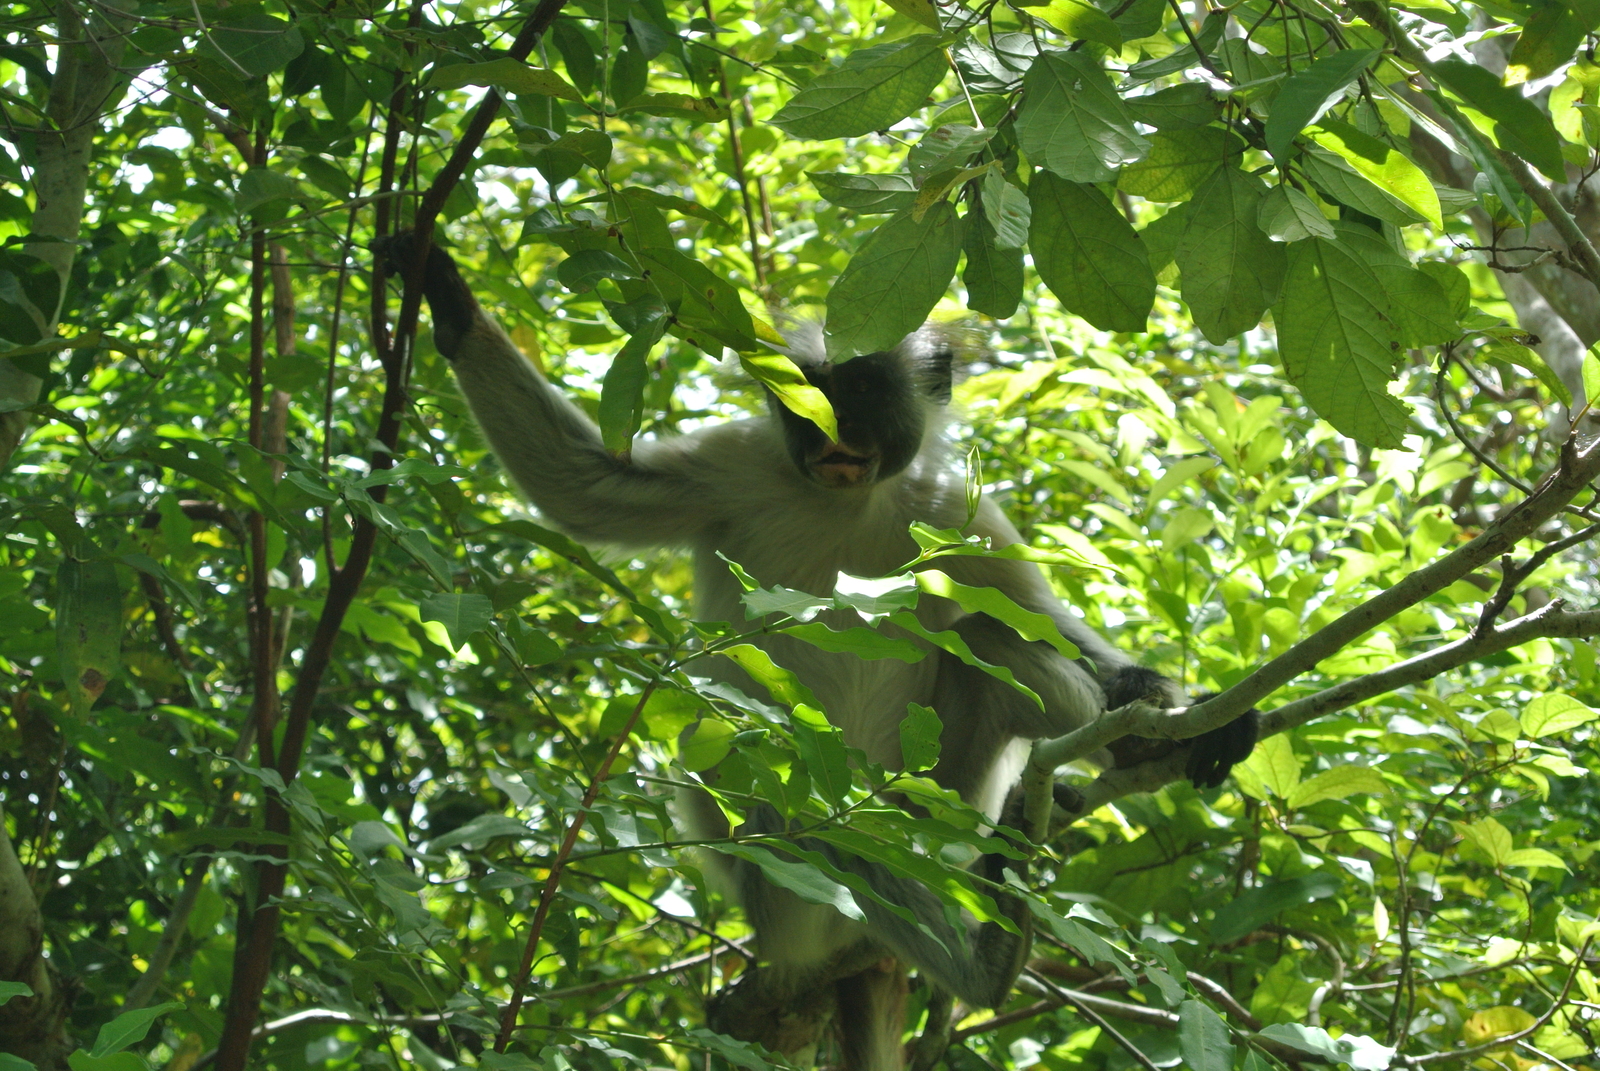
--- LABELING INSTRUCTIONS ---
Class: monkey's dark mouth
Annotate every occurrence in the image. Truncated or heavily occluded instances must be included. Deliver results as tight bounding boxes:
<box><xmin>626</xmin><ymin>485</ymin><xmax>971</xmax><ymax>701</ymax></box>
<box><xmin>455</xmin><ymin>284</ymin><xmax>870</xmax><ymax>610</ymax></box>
<box><xmin>811</xmin><ymin>448</ymin><xmax>878</xmax><ymax>486</ymax></box>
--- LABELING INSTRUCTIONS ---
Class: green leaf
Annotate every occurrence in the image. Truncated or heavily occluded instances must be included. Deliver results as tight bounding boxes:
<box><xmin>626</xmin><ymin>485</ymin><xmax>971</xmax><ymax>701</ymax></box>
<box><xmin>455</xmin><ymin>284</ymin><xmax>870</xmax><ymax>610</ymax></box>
<box><xmin>1028</xmin><ymin>172</ymin><xmax>1154</xmax><ymax>332</ymax></box>
<box><xmin>825</xmin><ymin>201</ymin><xmax>962</xmax><ymax>360</ymax></box>
<box><xmin>90</xmin><ymin>1002</ymin><xmax>184</xmax><ymax>1058</ymax></box>
<box><xmin>981</xmin><ymin>171</ymin><xmax>1030</xmax><ymax>250</ymax></box>
<box><xmin>0</xmin><ymin>249</ymin><xmax>61</xmax><ymax>344</ymax></box>
<box><xmin>635</xmin><ymin>246</ymin><xmax>758</xmax><ymax>353</ymax></box>
<box><xmin>1125</xmin><ymin>83</ymin><xmax>1220</xmax><ymax>129</ymax></box>
<box><xmin>1430</xmin><ymin>58</ymin><xmax>1567</xmax><ymax>181</ymax></box>
<box><xmin>741</xmin><ymin>351</ymin><xmax>838</xmax><ymax>440</ymax></box>
<box><xmin>1258</xmin><ymin>1025</ymin><xmax>1395</xmax><ymax>1069</ymax></box>
<box><xmin>710</xmin><ymin>843</ymin><xmax>864</xmax><ymax>919</ymax></box>
<box><xmin>1506</xmin><ymin>847</ymin><xmax>1569</xmax><ymax>871</ymax></box>
<box><xmin>1284</xmin><ymin>765</ymin><xmax>1388</xmax><ymax>809</ymax></box>
<box><xmin>56</xmin><ymin>559</ymin><xmax>122</xmax><ymax>716</ymax></box>
<box><xmin>1335</xmin><ymin>228</ymin><xmax>1457</xmax><ymax>346</ymax></box>
<box><xmin>1307</xmin><ymin>119</ymin><xmax>1442</xmax><ymax>228</ymax></box>
<box><xmin>1178</xmin><ymin>1000</ymin><xmax>1234</xmax><ymax>1071</ymax></box>
<box><xmin>1508</xmin><ymin>3</ymin><xmax>1587</xmax><ymax>83</ymax></box>
<box><xmin>235</xmin><ymin>168</ymin><xmax>298</xmax><ymax>217</ymax></box>
<box><xmin>1209</xmin><ymin>872</ymin><xmax>1340</xmax><ymax>944</ymax></box>
<box><xmin>809</xmin><ymin>172</ymin><xmax>919</xmax><ymax>213</ymax></box>
<box><xmin>557</xmin><ymin>250</ymin><xmax>639</xmax><ymax>293</ymax></box>
<box><xmin>794</xmin><ymin>716</ymin><xmax>852</xmax><ymax>804</ymax></box>
<box><xmin>199</xmin><ymin>9</ymin><xmax>303</xmax><ymax>77</ymax></box>
<box><xmin>785</xmin><ymin>622</ymin><xmax>927</xmax><ymax>662</ymax></box>
<box><xmin>1584</xmin><ymin>344</ymin><xmax>1600</xmax><ymax>405</ymax></box>
<box><xmin>431</xmin><ymin>58</ymin><xmax>583</xmax><ymax>101</ymax></box>
<box><xmin>0</xmin><ymin>982</ymin><xmax>34</xmax><ymax>1006</ymax></box>
<box><xmin>1521</xmin><ymin>694</ymin><xmax>1599</xmax><ymax>737</ymax></box>
<box><xmin>1016</xmin><ymin>51</ymin><xmax>1148</xmax><ymax>183</ymax></box>
<box><xmin>720</xmin><ymin>644</ymin><xmax>821</xmax><ymax>708</ymax></box>
<box><xmin>883</xmin><ymin>0</ymin><xmax>942</xmax><ymax>29</ymax></box>
<box><xmin>1118</xmin><ymin>126</ymin><xmax>1242</xmax><ymax>202</ymax></box>
<box><xmin>909</xmin><ymin>124</ymin><xmax>994</xmax><ymax>180</ymax></box>
<box><xmin>888</xmin><ymin>611</ymin><xmax>1041</xmax><ymax>707</ymax></box>
<box><xmin>418</xmin><ymin>593</ymin><xmax>494</xmax><ymax>647</ymax></box>
<box><xmin>770</xmin><ymin>35</ymin><xmax>949</xmax><ymax>139</ymax></box>
<box><xmin>1257</xmin><ymin>184</ymin><xmax>1336</xmax><ymax>242</ymax></box>
<box><xmin>899</xmin><ymin>703</ymin><xmax>942</xmax><ymax>772</ymax></box>
<box><xmin>1017</xmin><ymin>0</ymin><xmax>1121</xmax><ymax>49</ymax></box>
<box><xmin>681</xmin><ymin>719</ymin><xmax>737</xmax><ymax>772</ymax></box>
<box><xmin>1265</xmin><ymin>49</ymin><xmax>1377</xmax><ymax>162</ymax></box>
<box><xmin>0</xmin><ymin>1053</ymin><xmax>37</xmax><ymax>1071</ymax></box>
<box><xmin>66</xmin><ymin>1053</ymin><xmax>146</xmax><ymax>1071</ymax></box>
<box><xmin>1273</xmin><ymin>235</ymin><xmax>1410</xmax><ymax>447</ymax></box>
<box><xmin>914</xmin><ymin>569</ymin><xmax>1080</xmax><ymax>659</ymax></box>
<box><xmin>597</xmin><ymin>327</ymin><xmax>661</xmax><ymax>453</ymax></box>
<box><xmin>962</xmin><ymin>214</ymin><xmax>1023</xmax><ymax>320</ymax></box>
<box><xmin>1242</xmin><ymin>733</ymin><xmax>1300</xmax><ymax>798</ymax></box>
<box><xmin>1298</xmin><ymin>148</ymin><xmax>1426</xmax><ymax>227</ymax></box>
<box><xmin>1459</xmin><ymin>816</ymin><xmax>1513</xmax><ymax>866</ymax></box>
<box><xmin>1175</xmin><ymin>168</ymin><xmax>1285</xmax><ymax>344</ymax></box>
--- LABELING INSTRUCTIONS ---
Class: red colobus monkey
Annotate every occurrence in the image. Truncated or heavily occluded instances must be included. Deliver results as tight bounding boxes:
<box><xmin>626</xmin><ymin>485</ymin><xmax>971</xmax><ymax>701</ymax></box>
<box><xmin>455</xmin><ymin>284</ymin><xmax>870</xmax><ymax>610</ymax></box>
<box><xmin>378</xmin><ymin>235</ymin><xmax>1256</xmax><ymax>1071</ymax></box>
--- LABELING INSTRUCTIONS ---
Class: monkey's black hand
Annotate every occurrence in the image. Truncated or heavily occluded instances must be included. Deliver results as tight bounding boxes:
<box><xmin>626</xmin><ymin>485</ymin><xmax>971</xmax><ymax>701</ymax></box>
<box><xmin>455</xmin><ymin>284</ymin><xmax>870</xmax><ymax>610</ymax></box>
<box><xmin>1101</xmin><ymin>667</ymin><xmax>1258</xmax><ymax>789</ymax></box>
<box><xmin>370</xmin><ymin>232</ymin><xmax>480</xmax><ymax>359</ymax></box>
<box><xmin>1184</xmin><ymin>695</ymin><xmax>1259</xmax><ymax>789</ymax></box>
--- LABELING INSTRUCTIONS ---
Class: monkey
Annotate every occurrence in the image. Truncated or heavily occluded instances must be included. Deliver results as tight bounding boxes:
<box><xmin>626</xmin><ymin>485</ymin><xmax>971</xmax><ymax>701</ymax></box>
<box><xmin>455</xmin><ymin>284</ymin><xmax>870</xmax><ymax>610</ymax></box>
<box><xmin>375</xmin><ymin>234</ymin><xmax>1258</xmax><ymax>1070</ymax></box>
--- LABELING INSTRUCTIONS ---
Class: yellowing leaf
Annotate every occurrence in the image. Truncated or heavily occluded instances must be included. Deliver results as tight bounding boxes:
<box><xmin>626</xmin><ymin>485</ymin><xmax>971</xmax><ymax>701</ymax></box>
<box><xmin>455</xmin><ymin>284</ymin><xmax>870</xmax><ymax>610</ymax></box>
<box><xmin>1461</xmin><ymin>1006</ymin><xmax>1536</xmax><ymax>1048</ymax></box>
<box><xmin>1458</xmin><ymin>816</ymin><xmax>1513</xmax><ymax>866</ymax></box>
<box><xmin>1505</xmin><ymin>847</ymin><xmax>1568</xmax><ymax>871</ymax></box>
<box><xmin>1521</xmin><ymin>693</ymin><xmax>1599</xmax><ymax>738</ymax></box>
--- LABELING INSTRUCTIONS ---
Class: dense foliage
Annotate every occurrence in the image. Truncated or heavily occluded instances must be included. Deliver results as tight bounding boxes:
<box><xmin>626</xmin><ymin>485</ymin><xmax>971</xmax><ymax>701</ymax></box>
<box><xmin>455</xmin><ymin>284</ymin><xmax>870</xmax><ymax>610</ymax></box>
<box><xmin>2</xmin><ymin>0</ymin><xmax>1599</xmax><ymax>1068</ymax></box>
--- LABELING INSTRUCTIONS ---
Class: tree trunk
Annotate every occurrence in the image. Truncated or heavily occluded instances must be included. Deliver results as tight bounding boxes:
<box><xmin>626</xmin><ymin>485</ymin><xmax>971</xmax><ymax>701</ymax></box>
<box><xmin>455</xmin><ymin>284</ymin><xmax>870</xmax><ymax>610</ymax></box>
<box><xmin>0</xmin><ymin>1</ymin><xmax>131</xmax><ymax>471</ymax></box>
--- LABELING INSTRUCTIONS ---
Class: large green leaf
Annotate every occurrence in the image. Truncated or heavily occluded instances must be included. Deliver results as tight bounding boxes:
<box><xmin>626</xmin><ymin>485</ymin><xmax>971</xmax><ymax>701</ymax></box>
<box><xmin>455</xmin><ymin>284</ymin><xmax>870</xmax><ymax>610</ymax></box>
<box><xmin>1175</xmin><ymin>168</ymin><xmax>1285</xmax><ymax>343</ymax></box>
<box><xmin>1257</xmin><ymin>183</ymin><xmax>1336</xmax><ymax>242</ymax></box>
<box><xmin>825</xmin><ymin>201</ymin><xmax>962</xmax><ymax>360</ymax></box>
<box><xmin>1264</xmin><ymin>49</ymin><xmax>1377</xmax><ymax>161</ymax></box>
<box><xmin>809</xmin><ymin>171</ymin><xmax>918</xmax><ymax>213</ymax></box>
<box><xmin>962</xmin><ymin>214</ymin><xmax>1023</xmax><ymax>319</ymax></box>
<box><xmin>1298</xmin><ymin>147</ymin><xmax>1425</xmax><ymax>227</ymax></box>
<box><xmin>1209</xmin><ymin>872</ymin><xmax>1341</xmax><ymax>943</ymax></box>
<box><xmin>1016</xmin><ymin>51</ymin><xmax>1148</xmax><ymax>182</ymax></box>
<box><xmin>1178</xmin><ymin>1000</ymin><xmax>1234</xmax><ymax>1071</ymax></box>
<box><xmin>1028</xmin><ymin>172</ymin><xmax>1154</xmax><ymax>332</ymax></box>
<box><xmin>430</xmin><ymin>59</ymin><xmax>583</xmax><ymax>101</ymax></box>
<box><xmin>1117</xmin><ymin>126</ymin><xmax>1242</xmax><ymax>202</ymax></box>
<box><xmin>56</xmin><ymin>559</ymin><xmax>122</xmax><ymax>716</ymax></box>
<box><xmin>1336</xmin><ymin>226</ymin><xmax>1458</xmax><ymax>346</ymax></box>
<box><xmin>770</xmin><ymin>35</ymin><xmax>949</xmax><ymax>139</ymax></box>
<box><xmin>1430</xmin><ymin>58</ymin><xmax>1567</xmax><ymax>180</ymax></box>
<box><xmin>1308</xmin><ymin>119</ymin><xmax>1442</xmax><ymax>228</ymax></box>
<box><xmin>596</xmin><ymin>327</ymin><xmax>659</xmax><ymax>453</ymax></box>
<box><xmin>1273</xmin><ymin>235</ymin><xmax>1409</xmax><ymax>446</ymax></box>
<box><xmin>198</xmin><ymin>9</ymin><xmax>304</xmax><ymax>77</ymax></box>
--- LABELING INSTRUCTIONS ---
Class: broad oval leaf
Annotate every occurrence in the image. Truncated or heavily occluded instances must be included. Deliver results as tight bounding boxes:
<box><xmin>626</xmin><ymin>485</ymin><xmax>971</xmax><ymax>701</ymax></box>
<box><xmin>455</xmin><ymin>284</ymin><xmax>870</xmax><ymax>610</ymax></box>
<box><xmin>1521</xmin><ymin>693</ymin><xmax>1598</xmax><ymax>737</ymax></box>
<box><xmin>962</xmin><ymin>215</ymin><xmax>1023</xmax><ymax>319</ymax></box>
<box><xmin>825</xmin><ymin>201</ymin><xmax>962</xmax><ymax>360</ymax></box>
<box><xmin>1016</xmin><ymin>51</ymin><xmax>1148</xmax><ymax>183</ymax></box>
<box><xmin>1209</xmin><ymin>872</ymin><xmax>1340</xmax><ymax>944</ymax></box>
<box><xmin>1028</xmin><ymin>172</ymin><xmax>1154</xmax><ymax>332</ymax></box>
<box><xmin>809</xmin><ymin>171</ymin><xmax>919</xmax><ymax>213</ymax></box>
<box><xmin>1118</xmin><ymin>127</ymin><xmax>1243</xmax><ymax>202</ymax></box>
<box><xmin>56</xmin><ymin>559</ymin><xmax>122</xmax><ymax>716</ymax></box>
<box><xmin>1273</xmin><ymin>234</ymin><xmax>1410</xmax><ymax>447</ymax></box>
<box><xmin>1284</xmin><ymin>765</ymin><xmax>1388</xmax><ymax>809</ymax></box>
<box><xmin>1017</xmin><ymin>0</ymin><xmax>1121</xmax><ymax>49</ymax></box>
<box><xmin>1336</xmin><ymin>226</ymin><xmax>1457</xmax><ymax>346</ymax></box>
<box><xmin>1299</xmin><ymin>148</ymin><xmax>1426</xmax><ymax>227</ymax></box>
<box><xmin>418</xmin><ymin>592</ymin><xmax>494</xmax><ymax>647</ymax></box>
<box><xmin>1431</xmin><ymin>58</ymin><xmax>1567</xmax><ymax>180</ymax></box>
<box><xmin>1175</xmin><ymin>168</ymin><xmax>1286</xmax><ymax>344</ymax></box>
<box><xmin>770</xmin><ymin>35</ymin><xmax>949</xmax><ymax>139</ymax></box>
<box><xmin>1178</xmin><ymin>1000</ymin><xmax>1234</xmax><ymax>1071</ymax></box>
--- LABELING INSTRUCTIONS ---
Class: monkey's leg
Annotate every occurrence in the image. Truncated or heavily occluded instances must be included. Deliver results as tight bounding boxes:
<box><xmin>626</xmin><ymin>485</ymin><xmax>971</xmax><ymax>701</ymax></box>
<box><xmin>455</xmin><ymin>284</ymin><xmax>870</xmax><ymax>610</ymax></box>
<box><xmin>834</xmin><ymin>959</ymin><xmax>909</xmax><ymax>1071</ymax></box>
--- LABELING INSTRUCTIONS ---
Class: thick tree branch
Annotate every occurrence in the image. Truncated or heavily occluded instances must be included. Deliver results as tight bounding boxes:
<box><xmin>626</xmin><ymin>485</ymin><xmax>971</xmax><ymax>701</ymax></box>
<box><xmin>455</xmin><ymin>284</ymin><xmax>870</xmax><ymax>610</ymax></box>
<box><xmin>1063</xmin><ymin>602</ymin><xmax>1600</xmax><ymax>817</ymax></box>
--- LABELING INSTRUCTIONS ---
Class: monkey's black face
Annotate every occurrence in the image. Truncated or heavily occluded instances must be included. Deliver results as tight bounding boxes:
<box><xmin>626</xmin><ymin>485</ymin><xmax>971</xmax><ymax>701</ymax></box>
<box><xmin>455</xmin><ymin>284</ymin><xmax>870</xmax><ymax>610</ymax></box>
<box><xmin>775</xmin><ymin>351</ymin><xmax>931</xmax><ymax>489</ymax></box>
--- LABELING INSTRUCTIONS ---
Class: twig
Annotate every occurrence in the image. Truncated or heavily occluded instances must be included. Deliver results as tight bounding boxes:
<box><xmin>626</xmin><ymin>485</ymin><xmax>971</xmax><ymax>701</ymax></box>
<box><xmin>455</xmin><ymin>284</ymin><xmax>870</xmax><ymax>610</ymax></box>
<box><xmin>1023</xmin><ymin>970</ymin><xmax>1162</xmax><ymax>1071</ymax></box>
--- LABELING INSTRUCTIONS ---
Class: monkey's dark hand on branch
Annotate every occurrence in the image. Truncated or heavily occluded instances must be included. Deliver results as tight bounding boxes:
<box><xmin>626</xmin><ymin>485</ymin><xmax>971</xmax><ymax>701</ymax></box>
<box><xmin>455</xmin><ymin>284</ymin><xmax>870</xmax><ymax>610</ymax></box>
<box><xmin>371</xmin><ymin>232</ymin><xmax>481</xmax><ymax>359</ymax></box>
<box><xmin>1100</xmin><ymin>665</ymin><xmax>1260</xmax><ymax>790</ymax></box>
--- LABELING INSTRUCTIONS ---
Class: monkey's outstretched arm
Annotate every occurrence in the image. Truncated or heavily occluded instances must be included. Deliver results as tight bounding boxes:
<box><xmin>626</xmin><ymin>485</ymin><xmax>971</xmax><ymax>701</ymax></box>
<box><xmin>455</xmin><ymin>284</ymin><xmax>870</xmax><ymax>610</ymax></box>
<box><xmin>376</xmin><ymin>236</ymin><xmax>713</xmax><ymax>548</ymax></box>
